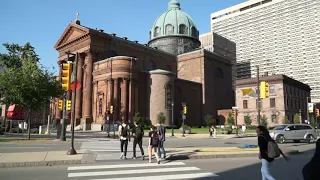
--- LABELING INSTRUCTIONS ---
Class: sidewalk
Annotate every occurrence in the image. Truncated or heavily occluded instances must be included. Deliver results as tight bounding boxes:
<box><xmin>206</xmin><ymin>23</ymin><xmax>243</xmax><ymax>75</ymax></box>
<box><xmin>169</xmin><ymin>133</ymin><xmax>257</xmax><ymax>139</ymax></box>
<box><xmin>0</xmin><ymin>149</ymin><xmax>95</xmax><ymax>168</ymax></box>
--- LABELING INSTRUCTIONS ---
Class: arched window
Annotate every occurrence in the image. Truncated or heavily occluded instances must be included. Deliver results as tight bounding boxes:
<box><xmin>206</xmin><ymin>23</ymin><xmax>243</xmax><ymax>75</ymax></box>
<box><xmin>148</xmin><ymin>60</ymin><xmax>156</xmax><ymax>71</ymax></box>
<box><xmin>179</xmin><ymin>24</ymin><xmax>188</xmax><ymax>35</ymax></box>
<box><xmin>165</xmin><ymin>24</ymin><xmax>174</xmax><ymax>35</ymax></box>
<box><xmin>154</xmin><ymin>27</ymin><xmax>160</xmax><ymax>37</ymax></box>
<box><xmin>215</xmin><ymin>67</ymin><xmax>224</xmax><ymax>78</ymax></box>
<box><xmin>165</xmin><ymin>83</ymin><xmax>172</xmax><ymax>109</ymax></box>
<box><xmin>191</xmin><ymin>27</ymin><xmax>197</xmax><ymax>37</ymax></box>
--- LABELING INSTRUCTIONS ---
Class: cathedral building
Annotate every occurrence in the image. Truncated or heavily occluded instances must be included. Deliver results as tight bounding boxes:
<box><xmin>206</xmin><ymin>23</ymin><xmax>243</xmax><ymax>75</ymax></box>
<box><xmin>54</xmin><ymin>0</ymin><xmax>234</xmax><ymax>130</ymax></box>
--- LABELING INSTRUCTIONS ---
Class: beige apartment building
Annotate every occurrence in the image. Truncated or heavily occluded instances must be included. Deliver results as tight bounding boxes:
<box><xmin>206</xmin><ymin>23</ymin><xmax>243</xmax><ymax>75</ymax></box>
<box><xmin>236</xmin><ymin>74</ymin><xmax>311</xmax><ymax>127</ymax></box>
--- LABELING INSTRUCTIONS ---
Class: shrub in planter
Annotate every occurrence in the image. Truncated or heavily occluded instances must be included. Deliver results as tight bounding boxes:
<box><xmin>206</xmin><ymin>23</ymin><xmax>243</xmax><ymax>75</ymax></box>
<box><xmin>179</xmin><ymin>125</ymin><xmax>191</xmax><ymax>134</ymax></box>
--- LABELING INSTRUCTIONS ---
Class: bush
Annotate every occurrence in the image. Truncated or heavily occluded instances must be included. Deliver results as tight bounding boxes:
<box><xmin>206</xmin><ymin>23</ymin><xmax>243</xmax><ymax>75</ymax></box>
<box><xmin>294</xmin><ymin>113</ymin><xmax>300</xmax><ymax>124</ymax></box>
<box><xmin>227</xmin><ymin>112</ymin><xmax>235</xmax><ymax>125</ymax></box>
<box><xmin>260</xmin><ymin>115</ymin><xmax>268</xmax><ymax>128</ymax></box>
<box><xmin>310</xmin><ymin>116</ymin><xmax>316</xmax><ymax>128</ymax></box>
<box><xmin>205</xmin><ymin>114</ymin><xmax>215</xmax><ymax>127</ymax></box>
<box><xmin>244</xmin><ymin>114</ymin><xmax>252</xmax><ymax>126</ymax></box>
<box><xmin>157</xmin><ymin>112</ymin><xmax>166</xmax><ymax>124</ymax></box>
<box><xmin>282</xmin><ymin>116</ymin><xmax>290</xmax><ymax>124</ymax></box>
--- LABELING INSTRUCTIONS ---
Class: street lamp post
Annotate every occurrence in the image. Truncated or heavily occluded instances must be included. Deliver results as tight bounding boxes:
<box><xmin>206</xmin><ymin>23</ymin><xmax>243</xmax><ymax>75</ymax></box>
<box><xmin>171</xmin><ymin>102</ymin><xmax>174</xmax><ymax>137</ymax></box>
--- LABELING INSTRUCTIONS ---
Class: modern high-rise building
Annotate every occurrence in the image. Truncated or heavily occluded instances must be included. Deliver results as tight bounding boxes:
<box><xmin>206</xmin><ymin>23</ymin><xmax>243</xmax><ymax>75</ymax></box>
<box><xmin>210</xmin><ymin>0</ymin><xmax>320</xmax><ymax>102</ymax></box>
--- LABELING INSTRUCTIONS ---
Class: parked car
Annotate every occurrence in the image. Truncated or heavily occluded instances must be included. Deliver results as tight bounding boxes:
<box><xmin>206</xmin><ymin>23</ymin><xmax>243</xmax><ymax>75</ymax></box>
<box><xmin>269</xmin><ymin>124</ymin><xmax>316</xmax><ymax>144</ymax></box>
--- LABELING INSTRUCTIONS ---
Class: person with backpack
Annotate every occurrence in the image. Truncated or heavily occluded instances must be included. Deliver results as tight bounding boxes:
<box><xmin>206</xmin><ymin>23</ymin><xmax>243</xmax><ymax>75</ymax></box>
<box><xmin>132</xmin><ymin>121</ymin><xmax>145</xmax><ymax>160</ymax></box>
<box><xmin>256</xmin><ymin>125</ymin><xmax>289</xmax><ymax>180</ymax></box>
<box><xmin>157</xmin><ymin>121</ymin><xmax>166</xmax><ymax>159</ymax></box>
<box><xmin>148</xmin><ymin>125</ymin><xmax>161</xmax><ymax>164</ymax></box>
<box><xmin>118</xmin><ymin>120</ymin><xmax>130</xmax><ymax>160</ymax></box>
<box><xmin>302</xmin><ymin>138</ymin><xmax>320</xmax><ymax>180</ymax></box>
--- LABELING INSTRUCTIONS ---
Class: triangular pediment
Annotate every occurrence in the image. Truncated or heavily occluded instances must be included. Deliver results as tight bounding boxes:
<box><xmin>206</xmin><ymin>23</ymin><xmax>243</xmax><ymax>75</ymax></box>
<box><xmin>54</xmin><ymin>23</ymin><xmax>90</xmax><ymax>49</ymax></box>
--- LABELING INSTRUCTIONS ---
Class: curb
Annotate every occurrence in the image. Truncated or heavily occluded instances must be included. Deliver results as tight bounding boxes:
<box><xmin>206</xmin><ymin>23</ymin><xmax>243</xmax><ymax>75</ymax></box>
<box><xmin>166</xmin><ymin>149</ymin><xmax>301</xmax><ymax>160</ymax></box>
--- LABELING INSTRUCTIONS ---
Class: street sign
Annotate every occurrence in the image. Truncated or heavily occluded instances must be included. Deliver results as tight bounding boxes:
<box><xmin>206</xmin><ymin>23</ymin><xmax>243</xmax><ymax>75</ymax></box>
<box><xmin>232</xmin><ymin>106</ymin><xmax>239</xmax><ymax>110</ymax></box>
<box><xmin>182</xmin><ymin>115</ymin><xmax>186</xmax><ymax>120</ymax></box>
<box><xmin>70</xmin><ymin>80</ymin><xmax>82</xmax><ymax>91</ymax></box>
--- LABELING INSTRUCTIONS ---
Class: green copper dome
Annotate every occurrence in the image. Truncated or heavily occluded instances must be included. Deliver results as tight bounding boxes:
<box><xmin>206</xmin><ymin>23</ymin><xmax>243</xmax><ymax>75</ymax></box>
<box><xmin>149</xmin><ymin>0</ymin><xmax>199</xmax><ymax>40</ymax></box>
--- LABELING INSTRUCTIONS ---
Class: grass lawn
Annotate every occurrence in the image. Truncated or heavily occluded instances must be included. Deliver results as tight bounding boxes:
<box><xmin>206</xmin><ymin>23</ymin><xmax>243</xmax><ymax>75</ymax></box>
<box><xmin>170</xmin><ymin>128</ymin><xmax>256</xmax><ymax>134</ymax></box>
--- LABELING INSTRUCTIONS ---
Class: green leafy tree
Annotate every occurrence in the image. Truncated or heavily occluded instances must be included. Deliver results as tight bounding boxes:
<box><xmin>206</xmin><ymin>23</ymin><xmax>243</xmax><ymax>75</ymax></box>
<box><xmin>282</xmin><ymin>116</ymin><xmax>290</xmax><ymax>124</ymax></box>
<box><xmin>310</xmin><ymin>116</ymin><xmax>316</xmax><ymax>128</ymax></box>
<box><xmin>260</xmin><ymin>115</ymin><xmax>268</xmax><ymax>128</ymax></box>
<box><xmin>227</xmin><ymin>112</ymin><xmax>235</xmax><ymax>125</ymax></box>
<box><xmin>0</xmin><ymin>43</ymin><xmax>62</xmax><ymax>140</ymax></box>
<box><xmin>0</xmin><ymin>42</ymin><xmax>39</xmax><ymax>68</ymax></box>
<box><xmin>157</xmin><ymin>112</ymin><xmax>166</xmax><ymax>124</ymax></box>
<box><xmin>133</xmin><ymin>112</ymin><xmax>146</xmax><ymax>126</ymax></box>
<box><xmin>205</xmin><ymin>114</ymin><xmax>215</xmax><ymax>127</ymax></box>
<box><xmin>294</xmin><ymin>113</ymin><xmax>301</xmax><ymax>124</ymax></box>
<box><xmin>244</xmin><ymin>114</ymin><xmax>252</xmax><ymax>126</ymax></box>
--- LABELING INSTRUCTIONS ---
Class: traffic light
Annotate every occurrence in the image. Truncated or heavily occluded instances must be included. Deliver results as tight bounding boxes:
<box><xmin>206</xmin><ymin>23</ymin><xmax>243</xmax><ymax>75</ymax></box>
<box><xmin>316</xmin><ymin>109</ymin><xmax>319</xmax><ymax>117</ymax></box>
<box><xmin>61</xmin><ymin>63</ymin><xmax>72</xmax><ymax>91</ymax></box>
<box><xmin>110</xmin><ymin>105</ymin><xmax>113</xmax><ymax>114</ymax></box>
<box><xmin>232</xmin><ymin>109</ymin><xmax>237</xmax><ymax>116</ymax></box>
<box><xmin>58</xmin><ymin>100</ymin><xmax>63</xmax><ymax>110</ymax></box>
<box><xmin>66</xmin><ymin>100</ymin><xmax>72</xmax><ymax>111</ymax></box>
<box><xmin>260</xmin><ymin>81</ymin><xmax>270</xmax><ymax>99</ymax></box>
<box><xmin>183</xmin><ymin>106</ymin><xmax>187</xmax><ymax>115</ymax></box>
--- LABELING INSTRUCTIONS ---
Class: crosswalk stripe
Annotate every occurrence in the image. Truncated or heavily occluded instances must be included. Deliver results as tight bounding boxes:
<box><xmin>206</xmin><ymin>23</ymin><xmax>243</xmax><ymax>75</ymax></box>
<box><xmin>89</xmin><ymin>172</ymin><xmax>218</xmax><ymax>180</ymax></box>
<box><xmin>68</xmin><ymin>167</ymin><xmax>200</xmax><ymax>178</ymax></box>
<box><xmin>68</xmin><ymin>162</ymin><xmax>185</xmax><ymax>171</ymax></box>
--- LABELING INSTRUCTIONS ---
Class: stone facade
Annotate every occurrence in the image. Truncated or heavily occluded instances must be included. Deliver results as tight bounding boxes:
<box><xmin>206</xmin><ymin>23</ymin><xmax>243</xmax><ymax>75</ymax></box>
<box><xmin>235</xmin><ymin>75</ymin><xmax>311</xmax><ymax>127</ymax></box>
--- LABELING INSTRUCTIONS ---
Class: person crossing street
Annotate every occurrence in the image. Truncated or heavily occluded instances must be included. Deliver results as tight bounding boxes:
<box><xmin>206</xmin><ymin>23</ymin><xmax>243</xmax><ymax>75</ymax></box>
<box><xmin>118</xmin><ymin>119</ymin><xmax>130</xmax><ymax>160</ymax></box>
<box><xmin>132</xmin><ymin>121</ymin><xmax>145</xmax><ymax>160</ymax></box>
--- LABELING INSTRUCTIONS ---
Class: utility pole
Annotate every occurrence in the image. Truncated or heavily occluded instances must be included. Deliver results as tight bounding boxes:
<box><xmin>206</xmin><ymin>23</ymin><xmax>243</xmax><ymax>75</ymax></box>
<box><xmin>256</xmin><ymin>65</ymin><xmax>261</xmax><ymax>125</ymax></box>
<box><xmin>182</xmin><ymin>102</ymin><xmax>187</xmax><ymax>137</ymax></box>
<box><xmin>171</xmin><ymin>102</ymin><xmax>174</xmax><ymax>137</ymax></box>
<box><xmin>67</xmin><ymin>52</ymin><xmax>78</xmax><ymax>155</ymax></box>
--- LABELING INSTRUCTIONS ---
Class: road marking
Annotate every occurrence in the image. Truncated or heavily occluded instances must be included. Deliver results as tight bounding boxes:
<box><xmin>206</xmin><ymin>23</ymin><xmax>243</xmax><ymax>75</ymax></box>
<box><xmin>90</xmin><ymin>172</ymin><xmax>218</xmax><ymax>180</ymax></box>
<box><xmin>0</xmin><ymin>147</ymin><xmax>45</xmax><ymax>149</ymax></box>
<box><xmin>68</xmin><ymin>167</ymin><xmax>199</xmax><ymax>177</ymax></box>
<box><xmin>68</xmin><ymin>162</ymin><xmax>185</xmax><ymax>171</ymax></box>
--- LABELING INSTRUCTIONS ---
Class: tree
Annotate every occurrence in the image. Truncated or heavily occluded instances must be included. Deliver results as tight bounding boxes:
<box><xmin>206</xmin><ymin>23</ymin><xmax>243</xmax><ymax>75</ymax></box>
<box><xmin>133</xmin><ymin>112</ymin><xmax>146</xmax><ymax>126</ymax></box>
<box><xmin>282</xmin><ymin>116</ymin><xmax>290</xmax><ymax>124</ymax></box>
<box><xmin>157</xmin><ymin>112</ymin><xmax>166</xmax><ymax>124</ymax></box>
<box><xmin>244</xmin><ymin>114</ymin><xmax>252</xmax><ymax>126</ymax></box>
<box><xmin>260</xmin><ymin>115</ymin><xmax>268</xmax><ymax>128</ymax></box>
<box><xmin>0</xmin><ymin>42</ymin><xmax>39</xmax><ymax>68</ymax></box>
<box><xmin>310</xmin><ymin>116</ymin><xmax>316</xmax><ymax>128</ymax></box>
<box><xmin>205</xmin><ymin>114</ymin><xmax>215</xmax><ymax>127</ymax></box>
<box><xmin>294</xmin><ymin>113</ymin><xmax>300</xmax><ymax>124</ymax></box>
<box><xmin>0</xmin><ymin>43</ymin><xmax>63</xmax><ymax>140</ymax></box>
<box><xmin>227</xmin><ymin>112</ymin><xmax>235</xmax><ymax>125</ymax></box>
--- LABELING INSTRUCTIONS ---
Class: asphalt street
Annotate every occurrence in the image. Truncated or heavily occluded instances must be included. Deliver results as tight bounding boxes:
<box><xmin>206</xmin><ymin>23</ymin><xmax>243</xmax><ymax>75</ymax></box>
<box><xmin>0</xmin><ymin>149</ymin><xmax>315</xmax><ymax>180</ymax></box>
<box><xmin>0</xmin><ymin>135</ymin><xmax>315</xmax><ymax>153</ymax></box>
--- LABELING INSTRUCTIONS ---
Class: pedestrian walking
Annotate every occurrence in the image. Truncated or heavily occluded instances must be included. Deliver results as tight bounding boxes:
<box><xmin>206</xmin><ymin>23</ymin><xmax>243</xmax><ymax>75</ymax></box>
<box><xmin>132</xmin><ymin>121</ymin><xmax>145</xmax><ymax>160</ymax></box>
<box><xmin>148</xmin><ymin>125</ymin><xmax>160</xmax><ymax>164</ymax></box>
<box><xmin>209</xmin><ymin>125</ymin><xmax>214</xmax><ymax>138</ymax></box>
<box><xmin>213</xmin><ymin>126</ymin><xmax>217</xmax><ymax>138</ymax></box>
<box><xmin>256</xmin><ymin>125</ymin><xmax>288</xmax><ymax>180</ymax></box>
<box><xmin>157</xmin><ymin>121</ymin><xmax>166</xmax><ymax>159</ymax></box>
<box><xmin>302</xmin><ymin>138</ymin><xmax>320</xmax><ymax>180</ymax></box>
<box><xmin>118</xmin><ymin>120</ymin><xmax>130</xmax><ymax>160</ymax></box>
<box><xmin>242</xmin><ymin>124</ymin><xmax>247</xmax><ymax>136</ymax></box>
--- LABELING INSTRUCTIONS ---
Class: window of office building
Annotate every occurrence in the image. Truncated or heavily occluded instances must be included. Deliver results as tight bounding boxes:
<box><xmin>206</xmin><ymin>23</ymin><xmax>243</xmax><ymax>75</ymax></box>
<box><xmin>243</xmin><ymin>100</ymin><xmax>248</xmax><ymax>109</ymax></box>
<box><xmin>270</xmin><ymin>98</ymin><xmax>275</xmax><ymax>108</ymax></box>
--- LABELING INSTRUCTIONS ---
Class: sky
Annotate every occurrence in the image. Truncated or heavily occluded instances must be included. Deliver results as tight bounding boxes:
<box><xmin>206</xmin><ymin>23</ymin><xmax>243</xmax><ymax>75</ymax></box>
<box><xmin>0</xmin><ymin>0</ymin><xmax>245</xmax><ymax>73</ymax></box>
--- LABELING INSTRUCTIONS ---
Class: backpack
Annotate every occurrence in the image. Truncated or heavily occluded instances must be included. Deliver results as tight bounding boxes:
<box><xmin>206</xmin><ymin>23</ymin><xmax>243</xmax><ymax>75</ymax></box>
<box><xmin>135</xmin><ymin>126</ymin><xmax>143</xmax><ymax>139</ymax></box>
<box><xmin>267</xmin><ymin>140</ymin><xmax>281</xmax><ymax>158</ymax></box>
<box><xmin>152</xmin><ymin>132</ymin><xmax>159</xmax><ymax>146</ymax></box>
<box><xmin>121</xmin><ymin>125</ymin><xmax>129</xmax><ymax>137</ymax></box>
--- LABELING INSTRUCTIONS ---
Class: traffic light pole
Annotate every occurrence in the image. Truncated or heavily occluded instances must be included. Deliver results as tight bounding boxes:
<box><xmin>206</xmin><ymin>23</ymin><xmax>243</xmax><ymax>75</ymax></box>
<box><xmin>67</xmin><ymin>52</ymin><xmax>78</xmax><ymax>155</ymax></box>
<box><xmin>256</xmin><ymin>66</ymin><xmax>261</xmax><ymax>126</ymax></box>
<box><xmin>107</xmin><ymin>114</ymin><xmax>110</xmax><ymax>138</ymax></box>
<box><xmin>60</xmin><ymin>92</ymin><xmax>67</xmax><ymax>141</ymax></box>
<box><xmin>171</xmin><ymin>102</ymin><xmax>174</xmax><ymax>137</ymax></box>
<box><xmin>235</xmin><ymin>110</ymin><xmax>238</xmax><ymax>136</ymax></box>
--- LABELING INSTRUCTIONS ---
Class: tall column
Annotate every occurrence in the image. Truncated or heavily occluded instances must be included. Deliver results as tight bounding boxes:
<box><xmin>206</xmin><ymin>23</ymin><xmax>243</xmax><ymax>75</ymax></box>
<box><xmin>108</xmin><ymin>80</ymin><xmax>114</xmax><ymax>106</ymax></box>
<box><xmin>121</xmin><ymin>79</ymin><xmax>129</xmax><ymax>122</ymax></box>
<box><xmin>104</xmin><ymin>80</ymin><xmax>109</xmax><ymax>110</ymax></box>
<box><xmin>113</xmin><ymin>79</ymin><xmax>119</xmax><ymax>123</ymax></box>
<box><xmin>128</xmin><ymin>80</ymin><xmax>135</xmax><ymax>122</ymax></box>
<box><xmin>81</xmin><ymin>50</ymin><xmax>93</xmax><ymax>130</ymax></box>
<box><xmin>75</xmin><ymin>53</ymin><xmax>84</xmax><ymax>121</ymax></box>
<box><xmin>93</xmin><ymin>81</ymin><xmax>98</xmax><ymax>122</ymax></box>
<box><xmin>134</xmin><ymin>81</ymin><xmax>139</xmax><ymax>113</ymax></box>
